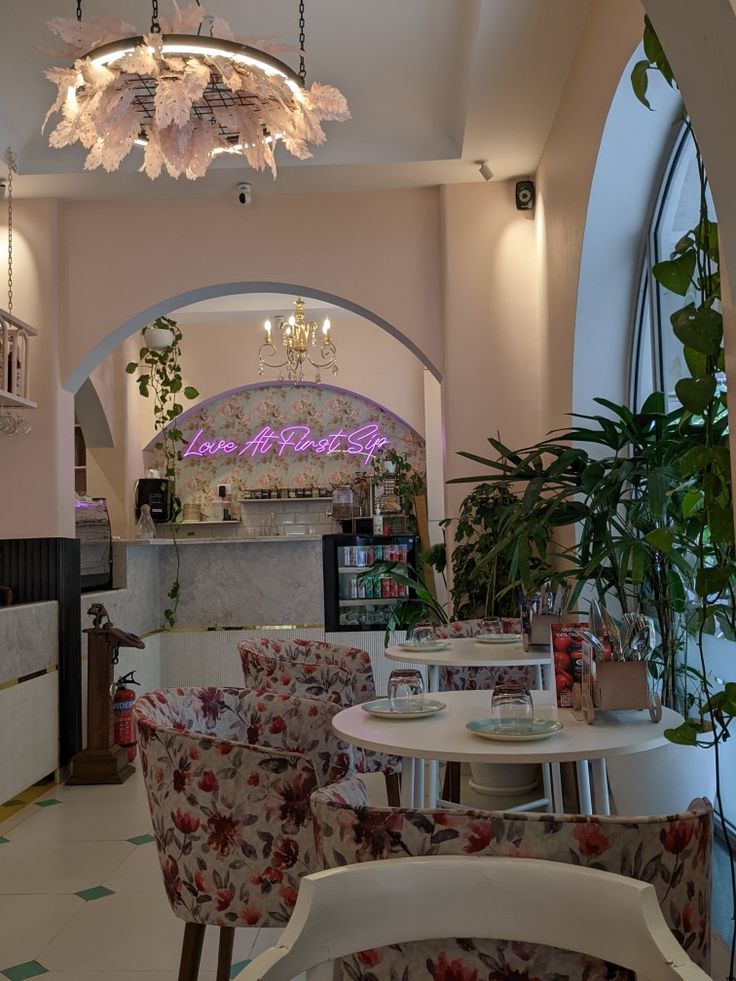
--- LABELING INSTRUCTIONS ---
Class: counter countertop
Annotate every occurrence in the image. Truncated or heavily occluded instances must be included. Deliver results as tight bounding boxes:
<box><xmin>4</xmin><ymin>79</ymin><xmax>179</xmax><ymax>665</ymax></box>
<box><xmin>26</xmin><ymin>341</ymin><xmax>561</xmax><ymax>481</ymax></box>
<box><xmin>117</xmin><ymin>535</ymin><xmax>324</xmax><ymax>546</ymax></box>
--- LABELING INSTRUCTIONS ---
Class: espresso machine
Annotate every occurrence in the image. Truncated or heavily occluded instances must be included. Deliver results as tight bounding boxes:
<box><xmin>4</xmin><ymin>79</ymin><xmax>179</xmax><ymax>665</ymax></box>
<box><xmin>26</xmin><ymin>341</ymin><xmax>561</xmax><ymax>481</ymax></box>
<box><xmin>134</xmin><ymin>477</ymin><xmax>172</xmax><ymax>523</ymax></box>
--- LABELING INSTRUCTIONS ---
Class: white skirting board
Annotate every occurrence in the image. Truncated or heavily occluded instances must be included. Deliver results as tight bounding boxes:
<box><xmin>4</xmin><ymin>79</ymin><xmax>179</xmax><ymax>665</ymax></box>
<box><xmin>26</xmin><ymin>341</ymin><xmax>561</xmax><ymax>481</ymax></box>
<box><xmin>158</xmin><ymin>628</ymin><xmax>414</xmax><ymax>695</ymax></box>
<box><xmin>0</xmin><ymin>671</ymin><xmax>58</xmax><ymax>803</ymax></box>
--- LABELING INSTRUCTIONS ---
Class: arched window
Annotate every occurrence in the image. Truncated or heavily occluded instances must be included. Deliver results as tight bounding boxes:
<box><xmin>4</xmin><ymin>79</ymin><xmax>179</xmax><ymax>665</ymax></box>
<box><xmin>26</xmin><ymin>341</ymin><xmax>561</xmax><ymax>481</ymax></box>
<box><xmin>630</xmin><ymin>123</ymin><xmax>717</xmax><ymax>410</ymax></box>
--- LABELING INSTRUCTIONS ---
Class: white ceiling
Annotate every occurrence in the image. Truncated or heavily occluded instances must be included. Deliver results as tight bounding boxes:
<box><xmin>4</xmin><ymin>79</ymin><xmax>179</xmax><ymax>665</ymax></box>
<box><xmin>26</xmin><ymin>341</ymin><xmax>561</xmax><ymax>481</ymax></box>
<box><xmin>0</xmin><ymin>0</ymin><xmax>591</xmax><ymax>200</ymax></box>
<box><xmin>170</xmin><ymin>291</ymin><xmax>347</xmax><ymax>322</ymax></box>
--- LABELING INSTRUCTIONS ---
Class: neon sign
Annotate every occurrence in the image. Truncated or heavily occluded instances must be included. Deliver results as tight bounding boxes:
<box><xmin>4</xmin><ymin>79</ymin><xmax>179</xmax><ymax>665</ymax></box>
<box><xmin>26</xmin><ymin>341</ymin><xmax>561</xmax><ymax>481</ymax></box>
<box><xmin>182</xmin><ymin>423</ymin><xmax>391</xmax><ymax>465</ymax></box>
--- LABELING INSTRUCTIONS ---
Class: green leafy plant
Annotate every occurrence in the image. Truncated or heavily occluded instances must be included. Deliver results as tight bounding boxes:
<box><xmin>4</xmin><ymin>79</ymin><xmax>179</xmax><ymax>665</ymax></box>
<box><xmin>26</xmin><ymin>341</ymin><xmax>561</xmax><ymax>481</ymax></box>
<box><xmin>359</xmin><ymin>559</ymin><xmax>448</xmax><ymax>647</ymax></box>
<box><xmin>442</xmin><ymin>483</ymin><xmax>552</xmax><ymax>621</ymax></box>
<box><xmin>126</xmin><ymin>316</ymin><xmax>199</xmax><ymax>627</ymax></box>
<box><xmin>633</xmin><ymin>20</ymin><xmax>735</xmax><ymax>974</ymax></box>
<box><xmin>370</xmin><ymin>447</ymin><xmax>425</xmax><ymax>530</ymax></box>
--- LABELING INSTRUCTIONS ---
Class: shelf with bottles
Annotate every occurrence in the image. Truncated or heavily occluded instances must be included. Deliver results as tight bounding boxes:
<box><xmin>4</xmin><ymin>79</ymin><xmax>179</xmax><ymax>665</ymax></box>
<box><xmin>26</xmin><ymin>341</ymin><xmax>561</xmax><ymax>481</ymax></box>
<box><xmin>339</xmin><ymin>598</ymin><xmax>399</xmax><ymax>607</ymax></box>
<box><xmin>241</xmin><ymin>490</ymin><xmax>333</xmax><ymax>503</ymax></box>
<box><xmin>336</xmin><ymin>542</ymin><xmax>409</xmax><ymax>568</ymax></box>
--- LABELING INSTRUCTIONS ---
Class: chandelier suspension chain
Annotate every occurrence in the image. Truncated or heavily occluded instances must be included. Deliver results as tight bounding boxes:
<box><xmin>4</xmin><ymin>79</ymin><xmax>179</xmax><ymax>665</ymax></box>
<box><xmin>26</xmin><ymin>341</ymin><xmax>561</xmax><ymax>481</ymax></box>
<box><xmin>76</xmin><ymin>0</ymin><xmax>83</xmax><ymax>23</ymax></box>
<box><xmin>5</xmin><ymin>149</ymin><xmax>15</xmax><ymax>315</ymax></box>
<box><xmin>298</xmin><ymin>0</ymin><xmax>306</xmax><ymax>83</ymax></box>
<box><xmin>151</xmin><ymin>0</ymin><xmax>161</xmax><ymax>34</ymax></box>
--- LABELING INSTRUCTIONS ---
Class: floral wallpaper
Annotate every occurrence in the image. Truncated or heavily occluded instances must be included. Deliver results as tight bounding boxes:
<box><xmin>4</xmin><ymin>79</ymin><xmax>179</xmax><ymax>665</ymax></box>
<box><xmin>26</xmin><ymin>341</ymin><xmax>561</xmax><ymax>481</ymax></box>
<box><xmin>145</xmin><ymin>383</ymin><xmax>425</xmax><ymax>505</ymax></box>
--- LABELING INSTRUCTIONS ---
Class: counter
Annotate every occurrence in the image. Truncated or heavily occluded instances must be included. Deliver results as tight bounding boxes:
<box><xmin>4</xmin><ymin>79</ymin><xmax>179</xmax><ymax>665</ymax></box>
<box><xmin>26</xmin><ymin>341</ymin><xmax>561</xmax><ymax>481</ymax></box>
<box><xmin>110</xmin><ymin>537</ymin><xmax>323</xmax><ymax>629</ymax></box>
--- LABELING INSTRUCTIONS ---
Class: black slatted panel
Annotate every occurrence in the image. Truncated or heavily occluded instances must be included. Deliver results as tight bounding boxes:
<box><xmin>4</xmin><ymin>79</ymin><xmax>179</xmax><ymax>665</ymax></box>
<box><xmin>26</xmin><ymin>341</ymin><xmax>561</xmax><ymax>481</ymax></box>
<box><xmin>0</xmin><ymin>538</ymin><xmax>82</xmax><ymax>765</ymax></box>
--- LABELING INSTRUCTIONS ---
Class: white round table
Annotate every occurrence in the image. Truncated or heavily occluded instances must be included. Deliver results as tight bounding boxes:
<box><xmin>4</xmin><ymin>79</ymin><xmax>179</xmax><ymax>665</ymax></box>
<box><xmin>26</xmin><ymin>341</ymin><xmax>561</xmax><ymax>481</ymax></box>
<box><xmin>386</xmin><ymin>637</ymin><xmax>552</xmax><ymax>693</ymax></box>
<box><xmin>333</xmin><ymin>690</ymin><xmax>681</xmax><ymax>814</ymax></box>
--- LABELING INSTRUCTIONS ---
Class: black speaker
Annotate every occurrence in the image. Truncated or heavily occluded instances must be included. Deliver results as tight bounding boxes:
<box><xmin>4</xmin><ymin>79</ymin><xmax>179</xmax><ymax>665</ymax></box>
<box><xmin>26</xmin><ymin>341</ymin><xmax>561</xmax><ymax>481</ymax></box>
<box><xmin>515</xmin><ymin>180</ymin><xmax>535</xmax><ymax>211</ymax></box>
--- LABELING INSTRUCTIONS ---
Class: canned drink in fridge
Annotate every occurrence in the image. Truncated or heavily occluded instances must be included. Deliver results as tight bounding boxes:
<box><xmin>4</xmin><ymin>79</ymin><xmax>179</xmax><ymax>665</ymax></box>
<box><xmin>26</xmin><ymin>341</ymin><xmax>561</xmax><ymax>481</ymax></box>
<box><xmin>350</xmin><ymin>577</ymin><xmax>358</xmax><ymax>599</ymax></box>
<box><xmin>374</xmin><ymin>545</ymin><xmax>383</xmax><ymax>561</ymax></box>
<box><xmin>366</xmin><ymin>546</ymin><xmax>374</xmax><ymax>566</ymax></box>
<box><xmin>400</xmin><ymin>544</ymin><xmax>408</xmax><ymax>563</ymax></box>
<box><xmin>388</xmin><ymin>578</ymin><xmax>398</xmax><ymax>597</ymax></box>
<box><xmin>381</xmin><ymin>578</ymin><xmax>391</xmax><ymax>598</ymax></box>
<box><xmin>357</xmin><ymin>580</ymin><xmax>366</xmax><ymax>599</ymax></box>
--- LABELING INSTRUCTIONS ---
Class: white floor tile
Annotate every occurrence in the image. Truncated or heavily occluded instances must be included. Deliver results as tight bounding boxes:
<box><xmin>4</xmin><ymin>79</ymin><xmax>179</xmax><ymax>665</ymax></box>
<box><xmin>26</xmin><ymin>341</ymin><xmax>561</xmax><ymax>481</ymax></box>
<box><xmin>40</xmin><ymin>891</ymin><xmax>184</xmax><ymax>973</ymax></box>
<box><xmin>0</xmin><ymin>894</ymin><xmax>84</xmax><ymax>965</ymax></box>
<box><xmin>103</xmin><ymin>840</ymin><xmax>163</xmax><ymax>893</ymax></box>
<box><xmin>0</xmin><ymin>839</ymin><xmax>134</xmax><ymax>893</ymax></box>
<box><xmin>6</xmin><ymin>798</ymin><xmax>152</xmax><ymax>843</ymax></box>
<box><xmin>201</xmin><ymin>925</ymin><xmax>261</xmax><ymax>971</ymax></box>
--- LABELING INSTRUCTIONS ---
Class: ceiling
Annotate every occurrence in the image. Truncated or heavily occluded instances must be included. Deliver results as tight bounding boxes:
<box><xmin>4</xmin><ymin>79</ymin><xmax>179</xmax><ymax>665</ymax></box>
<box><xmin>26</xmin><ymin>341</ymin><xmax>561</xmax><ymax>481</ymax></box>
<box><xmin>170</xmin><ymin>292</ymin><xmax>347</xmax><ymax>322</ymax></box>
<box><xmin>0</xmin><ymin>0</ymin><xmax>591</xmax><ymax>200</ymax></box>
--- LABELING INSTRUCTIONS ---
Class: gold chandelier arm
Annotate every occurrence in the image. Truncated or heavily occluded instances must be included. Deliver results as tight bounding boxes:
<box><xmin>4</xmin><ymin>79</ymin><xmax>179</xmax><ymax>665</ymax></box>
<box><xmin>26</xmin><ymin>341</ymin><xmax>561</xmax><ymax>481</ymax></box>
<box><xmin>258</xmin><ymin>341</ymin><xmax>289</xmax><ymax>370</ymax></box>
<box><xmin>306</xmin><ymin>341</ymin><xmax>338</xmax><ymax>371</ymax></box>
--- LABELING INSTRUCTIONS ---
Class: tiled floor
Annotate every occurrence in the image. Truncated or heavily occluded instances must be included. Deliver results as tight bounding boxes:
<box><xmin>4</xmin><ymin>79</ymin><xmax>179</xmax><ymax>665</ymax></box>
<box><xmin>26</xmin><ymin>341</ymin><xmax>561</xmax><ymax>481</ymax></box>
<box><xmin>0</xmin><ymin>769</ymin><xmax>732</xmax><ymax>980</ymax></box>
<box><xmin>0</xmin><ymin>771</ymin><xmax>266</xmax><ymax>979</ymax></box>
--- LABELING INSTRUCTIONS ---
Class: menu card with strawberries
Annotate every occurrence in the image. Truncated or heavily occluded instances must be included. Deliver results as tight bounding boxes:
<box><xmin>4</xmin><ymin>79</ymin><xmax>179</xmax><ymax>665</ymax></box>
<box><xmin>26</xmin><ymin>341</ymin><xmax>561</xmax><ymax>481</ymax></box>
<box><xmin>551</xmin><ymin>622</ymin><xmax>588</xmax><ymax>707</ymax></box>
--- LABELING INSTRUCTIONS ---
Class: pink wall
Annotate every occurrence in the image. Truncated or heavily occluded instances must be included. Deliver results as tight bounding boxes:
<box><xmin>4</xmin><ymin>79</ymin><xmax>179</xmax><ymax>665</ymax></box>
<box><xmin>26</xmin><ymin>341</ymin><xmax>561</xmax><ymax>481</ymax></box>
<box><xmin>61</xmin><ymin>188</ymin><xmax>444</xmax><ymax>391</ymax></box>
<box><xmin>0</xmin><ymin>199</ymin><xmax>73</xmax><ymax>539</ymax></box>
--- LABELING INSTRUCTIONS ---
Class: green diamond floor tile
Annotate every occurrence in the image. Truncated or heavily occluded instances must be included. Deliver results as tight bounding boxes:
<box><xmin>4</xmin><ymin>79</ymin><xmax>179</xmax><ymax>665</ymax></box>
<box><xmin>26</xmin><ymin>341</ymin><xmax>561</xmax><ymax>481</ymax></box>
<box><xmin>1</xmin><ymin>961</ymin><xmax>49</xmax><ymax>980</ymax></box>
<box><xmin>127</xmin><ymin>833</ymin><xmax>155</xmax><ymax>845</ymax></box>
<box><xmin>231</xmin><ymin>961</ymin><xmax>251</xmax><ymax>978</ymax></box>
<box><xmin>75</xmin><ymin>885</ymin><xmax>114</xmax><ymax>902</ymax></box>
<box><xmin>34</xmin><ymin>799</ymin><xmax>61</xmax><ymax>808</ymax></box>
<box><xmin>0</xmin><ymin>837</ymin><xmax>9</xmax><ymax>844</ymax></box>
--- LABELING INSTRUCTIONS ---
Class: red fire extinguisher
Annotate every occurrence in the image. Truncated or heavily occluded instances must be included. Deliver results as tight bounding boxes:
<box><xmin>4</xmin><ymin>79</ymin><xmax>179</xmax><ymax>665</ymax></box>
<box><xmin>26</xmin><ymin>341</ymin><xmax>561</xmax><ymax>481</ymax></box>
<box><xmin>113</xmin><ymin>671</ymin><xmax>140</xmax><ymax>763</ymax></box>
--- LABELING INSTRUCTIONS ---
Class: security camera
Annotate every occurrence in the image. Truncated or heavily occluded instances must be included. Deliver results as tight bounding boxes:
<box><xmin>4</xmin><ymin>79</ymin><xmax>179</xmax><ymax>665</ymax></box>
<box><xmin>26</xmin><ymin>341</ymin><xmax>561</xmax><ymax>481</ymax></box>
<box><xmin>237</xmin><ymin>182</ymin><xmax>252</xmax><ymax>206</ymax></box>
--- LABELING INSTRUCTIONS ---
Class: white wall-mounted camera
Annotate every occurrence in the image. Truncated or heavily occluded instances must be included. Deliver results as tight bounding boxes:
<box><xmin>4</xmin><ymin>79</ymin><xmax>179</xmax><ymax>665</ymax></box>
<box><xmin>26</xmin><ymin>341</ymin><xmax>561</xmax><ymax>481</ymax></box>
<box><xmin>237</xmin><ymin>182</ymin><xmax>252</xmax><ymax>206</ymax></box>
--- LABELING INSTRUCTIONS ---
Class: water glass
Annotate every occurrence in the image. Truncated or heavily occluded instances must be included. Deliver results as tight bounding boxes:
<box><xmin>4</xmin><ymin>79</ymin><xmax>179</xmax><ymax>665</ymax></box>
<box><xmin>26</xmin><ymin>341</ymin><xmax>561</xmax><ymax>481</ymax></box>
<box><xmin>387</xmin><ymin>669</ymin><xmax>425</xmax><ymax>712</ymax></box>
<box><xmin>481</xmin><ymin>617</ymin><xmax>503</xmax><ymax>636</ymax></box>
<box><xmin>412</xmin><ymin>624</ymin><xmax>436</xmax><ymax>646</ymax></box>
<box><xmin>491</xmin><ymin>683</ymin><xmax>534</xmax><ymax>733</ymax></box>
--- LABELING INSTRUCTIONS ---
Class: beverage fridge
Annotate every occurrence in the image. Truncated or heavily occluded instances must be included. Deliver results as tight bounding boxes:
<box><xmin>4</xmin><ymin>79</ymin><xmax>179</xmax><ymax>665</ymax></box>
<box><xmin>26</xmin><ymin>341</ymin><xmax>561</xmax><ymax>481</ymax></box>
<box><xmin>322</xmin><ymin>533</ymin><xmax>418</xmax><ymax>631</ymax></box>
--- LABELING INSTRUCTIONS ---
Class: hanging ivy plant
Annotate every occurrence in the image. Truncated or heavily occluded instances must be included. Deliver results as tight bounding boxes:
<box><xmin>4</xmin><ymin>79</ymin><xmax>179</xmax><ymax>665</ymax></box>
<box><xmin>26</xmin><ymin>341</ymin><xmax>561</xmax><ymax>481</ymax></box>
<box><xmin>126</xmin><ymin>316</ymin><xmax>199</xmax><ymax>627</ymax></box>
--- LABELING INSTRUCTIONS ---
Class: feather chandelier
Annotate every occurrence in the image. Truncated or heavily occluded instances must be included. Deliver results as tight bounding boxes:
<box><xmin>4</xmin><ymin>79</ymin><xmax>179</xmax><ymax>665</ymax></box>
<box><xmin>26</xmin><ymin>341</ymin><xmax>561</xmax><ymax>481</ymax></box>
<box><xmin>43</xmin><ymin>0</ymin><xmax>350</xmax><ymax>180</ymax></box>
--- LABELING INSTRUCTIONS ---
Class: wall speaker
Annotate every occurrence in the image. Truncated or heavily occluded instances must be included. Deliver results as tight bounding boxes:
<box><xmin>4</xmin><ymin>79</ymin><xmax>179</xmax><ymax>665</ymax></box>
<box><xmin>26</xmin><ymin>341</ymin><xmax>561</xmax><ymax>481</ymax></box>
<box><xmin>515</xmin><ymin>180</ymin><xmax>535</xmax><ymax>211</ymax></box>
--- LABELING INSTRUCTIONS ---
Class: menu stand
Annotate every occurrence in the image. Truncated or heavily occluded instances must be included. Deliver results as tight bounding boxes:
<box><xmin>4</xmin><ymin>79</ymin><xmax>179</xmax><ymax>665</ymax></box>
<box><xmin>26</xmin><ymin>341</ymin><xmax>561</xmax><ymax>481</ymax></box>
<box><xmin>68</xmin><ymin>603</ymin><xmax>145</xmax><ymax>785</ymax></box>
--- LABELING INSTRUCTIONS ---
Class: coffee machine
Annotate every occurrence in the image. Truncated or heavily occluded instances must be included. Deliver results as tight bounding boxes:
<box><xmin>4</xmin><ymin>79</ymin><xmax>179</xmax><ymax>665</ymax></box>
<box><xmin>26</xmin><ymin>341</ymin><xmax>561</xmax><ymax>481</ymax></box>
<box><xmin>134</xmin><ymin>478</ymin><xmax>172</xmax><ymax>523</ymax></box>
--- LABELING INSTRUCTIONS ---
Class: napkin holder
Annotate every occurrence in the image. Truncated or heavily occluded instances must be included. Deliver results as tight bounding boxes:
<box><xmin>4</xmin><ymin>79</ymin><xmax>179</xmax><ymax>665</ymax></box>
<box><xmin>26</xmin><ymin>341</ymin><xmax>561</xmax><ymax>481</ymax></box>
<box><xmin>572</xmin><ymin>641</ymin><xmax>661</xmax><ymax>723</ymax></box>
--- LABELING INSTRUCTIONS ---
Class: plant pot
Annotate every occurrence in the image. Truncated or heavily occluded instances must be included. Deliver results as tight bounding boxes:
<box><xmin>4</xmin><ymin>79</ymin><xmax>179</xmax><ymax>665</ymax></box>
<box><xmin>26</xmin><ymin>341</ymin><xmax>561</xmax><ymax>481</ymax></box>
<box><xmin>606</xmin><ymin>742</ymin><xmax>716</xmax><ymax>815</ymax></box>
<box><xmin>144</xmin><ymin>326</ymin><xmax>175</xmax><ymax>350</ymax></box>
<box><xmin>468</xmin><ymin>762</ymin><xmax>540</xmax><ymax>798</ymax></box>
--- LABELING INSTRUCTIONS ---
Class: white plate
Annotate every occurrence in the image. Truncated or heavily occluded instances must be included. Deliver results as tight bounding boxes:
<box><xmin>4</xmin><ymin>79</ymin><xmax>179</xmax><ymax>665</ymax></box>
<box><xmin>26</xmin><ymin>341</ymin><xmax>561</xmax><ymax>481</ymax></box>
<box><xmin>476</xmin><ymin>634</ymin><xmax>522</xmax><ymax>645</ymax></box>
<box><xmin>398</xmin><ymin>641</ymin><xmax>452</xmax><ymax>652</ymax></box>
<box><xmin>465</xmin><ymin>718</ymin><xmax>563</xmax><ymax>741</ymax></box>
<box><xmin>361</xmin><ymin>698</ymin><xmax>447</xmax><ymax>719</ymax></box>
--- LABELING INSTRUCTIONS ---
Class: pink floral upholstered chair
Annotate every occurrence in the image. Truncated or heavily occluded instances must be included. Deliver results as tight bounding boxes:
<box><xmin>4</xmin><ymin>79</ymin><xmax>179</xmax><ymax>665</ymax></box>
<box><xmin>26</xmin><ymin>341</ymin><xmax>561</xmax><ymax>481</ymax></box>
<box><xmin>434</xmin><ymin>618</ymin><xmax>534</xmax><ymax>691</ymax></box>
<box><xmin>133</xmin><ymin>687</ymin><xmax>354</xmax><ymax>981</ymax></box>
<box><xmin>239</xmin><ymin>638</ymin><xmax>402</xmax><ymax>803</ymax></box>
<box><xmin>311</xmin><ymin>776</ymin><xmax>713</xmax><ymax>981</ymax></box>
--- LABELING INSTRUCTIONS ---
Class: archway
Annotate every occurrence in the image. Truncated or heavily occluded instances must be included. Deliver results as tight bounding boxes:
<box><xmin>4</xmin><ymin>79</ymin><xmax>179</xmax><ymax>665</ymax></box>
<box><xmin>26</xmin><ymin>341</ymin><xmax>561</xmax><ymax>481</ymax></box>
<box><xmin>64</xmin><ymin>281</ymin><xmax>443</xmax><ymax>395</ymax></box>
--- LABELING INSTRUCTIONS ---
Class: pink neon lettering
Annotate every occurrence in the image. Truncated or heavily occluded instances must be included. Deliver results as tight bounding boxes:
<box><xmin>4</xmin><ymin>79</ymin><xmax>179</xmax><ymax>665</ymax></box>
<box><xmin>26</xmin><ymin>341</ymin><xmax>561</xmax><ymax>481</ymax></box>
<box><xmin>183</xmin><ymin>423</ymin><xmax>392</xmax><ymax>464</ymax></box>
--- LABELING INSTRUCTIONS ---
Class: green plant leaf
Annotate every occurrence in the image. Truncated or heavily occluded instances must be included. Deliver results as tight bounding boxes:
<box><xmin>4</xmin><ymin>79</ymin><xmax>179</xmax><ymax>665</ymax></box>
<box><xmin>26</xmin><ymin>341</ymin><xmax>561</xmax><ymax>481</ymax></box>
<box><xmin>184</xmin><ymin>386</ymin><xmax>199</xmax><ymax>400</ymax></box>
<box><xmin>644</xmin><ymin>527</ymin><xmax>674</xmax><ymax>553</ymax></box>
<box><xmin>671</xmin><ymin>304</ymin><xmax>722</xmax><ymax>356</ymax></box>
<box><xmin>665</xmin><ymin>721</ymin><xmax>702</xmax><ymax>746</ymax></box>
<box><xmin>125</xmin><ymin>362</ymin><xmax>138</xmax><ymax>373</ymax></box>
<box><xmin>630</xmin><ymin>59</ymin><xmax>651</xmax><ymax>109</ymax></box>
<box><xmin>675</xmin><ymin>375</ymin><xmax>716</xmax><ymax>413</ymax></box>
<box><xmin>652</xmin><ymin>250</ymin><xmax>696</xmax><ymax>295</ymax></box>
<box><xmin>682</xmin><ymin>488</ymin><xmax>704</xmax><ymax>518</ymax></box>
<box><xmin>695</xmin><ymin>564</ymin><xmax>732</xmax><ymax>597</ymax></box>
<box><xmin>643</xmin><ymin>16</ymin><xmax>675</xmax><ymax>85</ymax></box>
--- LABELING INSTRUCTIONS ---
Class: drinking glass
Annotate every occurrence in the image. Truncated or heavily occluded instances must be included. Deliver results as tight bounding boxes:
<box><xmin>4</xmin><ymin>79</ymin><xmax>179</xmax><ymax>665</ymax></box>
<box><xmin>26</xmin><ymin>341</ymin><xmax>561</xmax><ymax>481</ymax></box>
<box><xmin>480</xmin><ymin>617</ymin><xmax>503</xmax><ymax>636</ymax></box>
<box><xmin>490</xmin><ymin>683</ymin><xmax>534</xmax><ymax>733</ymax></box>
<box><xmin>387</xmin><ymin>669</ymin><xmax>425</xmax><ymax>711</ymax></box>
<box><xmin>412</xmin><ymin>624</ymin><xmax>436</xmax><ymax>646</ymax></box>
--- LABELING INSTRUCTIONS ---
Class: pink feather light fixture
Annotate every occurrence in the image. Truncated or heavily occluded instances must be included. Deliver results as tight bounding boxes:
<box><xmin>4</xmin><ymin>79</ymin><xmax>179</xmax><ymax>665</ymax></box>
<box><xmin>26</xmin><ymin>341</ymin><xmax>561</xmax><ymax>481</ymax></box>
<box><xmin>43</xmin><ymin>0</ymin><xmax>350</xmax><ymax>180</ymax></box>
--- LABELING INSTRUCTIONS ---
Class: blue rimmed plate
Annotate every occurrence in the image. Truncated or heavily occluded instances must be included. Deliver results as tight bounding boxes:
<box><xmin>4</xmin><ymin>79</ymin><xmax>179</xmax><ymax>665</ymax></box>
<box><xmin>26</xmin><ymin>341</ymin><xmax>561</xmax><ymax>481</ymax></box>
<box><xmin>465</xmin><ymin>718</ymin><xmax>563</xmax><ymax>741</ymax></box>
<box><xmin>361</xmin><ymin>698</ymin><xmax>446</xmax><ymax>719</ymax></box>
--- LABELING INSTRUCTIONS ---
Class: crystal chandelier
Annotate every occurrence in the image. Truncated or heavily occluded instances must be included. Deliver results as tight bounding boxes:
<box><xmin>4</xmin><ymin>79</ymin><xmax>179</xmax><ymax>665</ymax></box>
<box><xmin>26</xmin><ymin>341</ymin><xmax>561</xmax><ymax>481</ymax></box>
<box><xmin>259</xmin><ymin>298</ymin><xmax>337</xmax><ymax>383</ymax></box>
<box><xmin>44</xmin><ymin>1</ymin><xmax>350</xmax><ymax>180</ymax></box>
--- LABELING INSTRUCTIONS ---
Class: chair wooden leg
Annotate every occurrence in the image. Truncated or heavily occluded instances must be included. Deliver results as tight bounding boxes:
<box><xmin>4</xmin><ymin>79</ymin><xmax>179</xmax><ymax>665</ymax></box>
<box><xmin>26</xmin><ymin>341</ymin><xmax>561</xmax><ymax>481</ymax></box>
<box><xmin>442</xmin><ymin>761</ymin><xmax>461</xmax><ymax>803</ymax></box>
<box><xmin>178</xmin><ymin>923</ymin><xmax>205</xmax><ymax>981</ymax></box>
<box><xmin>217</xmin><ymin>926</ymin><xmax>236</xmax><ymax>981</ymax></box>
<box><xmin>385</xmin><ymin>772</ymin><xmax>401</xmax><ymax>807</ymax></box>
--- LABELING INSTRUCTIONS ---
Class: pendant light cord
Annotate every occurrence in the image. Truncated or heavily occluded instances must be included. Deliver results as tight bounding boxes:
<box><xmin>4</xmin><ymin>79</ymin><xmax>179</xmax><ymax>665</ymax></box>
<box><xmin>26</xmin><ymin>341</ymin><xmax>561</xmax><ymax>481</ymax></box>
<box><xmin>298</xmin><ymin>0</ymin><xmax>306</xmax><ymax>83</ymax></box>
<box><xmin>151</xmin><ymin>0</ymin><xmax>161</xmax><ymax>34</ymax></box>
<box><xmin>5</xmin><ymin>149</ymin><xmax>15</xmax><ymax>315</ymax></box>
<box><xmin>76</xmin><ymin>0</ymin><xmax>82</xmax><ymax>22</ymax></box>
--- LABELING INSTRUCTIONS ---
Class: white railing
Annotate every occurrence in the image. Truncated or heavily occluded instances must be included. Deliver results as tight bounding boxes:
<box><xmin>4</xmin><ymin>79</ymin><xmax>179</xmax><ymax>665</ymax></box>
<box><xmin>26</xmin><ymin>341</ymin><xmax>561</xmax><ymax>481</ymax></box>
<box><xmin>0</xmin><ymin>308</ymin><xmax>38</xmax><ymax>407</ymax></box>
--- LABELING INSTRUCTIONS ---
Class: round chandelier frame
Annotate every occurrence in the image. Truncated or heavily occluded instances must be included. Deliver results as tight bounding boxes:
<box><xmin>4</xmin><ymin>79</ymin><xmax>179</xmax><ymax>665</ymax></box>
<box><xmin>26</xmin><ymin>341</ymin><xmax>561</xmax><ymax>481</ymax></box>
<box><xmin>259</xmin><ymin>298</ymin><xmax>338</xmax><ymax>384</ymax></box>
<box><xmin>45</xmin><ymin>1</ymin><xmax>350</xmax><ymax>180</ymax></box>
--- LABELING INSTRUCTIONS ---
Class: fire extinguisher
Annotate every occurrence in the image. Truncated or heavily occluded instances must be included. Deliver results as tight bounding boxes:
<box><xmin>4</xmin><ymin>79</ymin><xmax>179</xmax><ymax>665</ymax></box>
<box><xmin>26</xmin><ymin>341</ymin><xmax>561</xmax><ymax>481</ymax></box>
<box><xmin>113</xmin><ymin>671</ymin><xmax>140</xmax><ymax>763</ymax></box>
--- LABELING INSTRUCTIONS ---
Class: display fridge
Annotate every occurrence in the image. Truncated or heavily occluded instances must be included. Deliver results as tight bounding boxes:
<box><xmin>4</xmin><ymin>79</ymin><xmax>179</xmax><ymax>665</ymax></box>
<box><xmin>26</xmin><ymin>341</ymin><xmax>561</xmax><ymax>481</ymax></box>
<box><xmin>322</xmin><ymin>533</ymin><xmax>418</xmax><ymax>631</ymax></box>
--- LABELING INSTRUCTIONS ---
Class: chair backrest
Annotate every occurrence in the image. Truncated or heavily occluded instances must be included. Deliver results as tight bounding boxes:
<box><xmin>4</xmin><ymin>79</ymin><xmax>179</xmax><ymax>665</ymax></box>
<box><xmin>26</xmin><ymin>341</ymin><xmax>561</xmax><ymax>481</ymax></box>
<box><xmin>311</xmin><ymin>777</ymin><xmax>712</xmax><ymax>978</ymax></box>
<box><xmin>432</xmin><ymin>620</ymin><xmax>534</xmax><ymax>690</ymax></box>
<box><xmin>240</xmin><ymin>857</ymin><xmax>709</xmax><ymax>981</ymax></box>
<box><xmin>239</xmin><ymin>638</ymin><xmax>376</xmax><ymax>706</ymax></box>
<box><xmin>133</xmin><ymin>687</ymin><xmax>354</xmax><ymax>928</ymax></box>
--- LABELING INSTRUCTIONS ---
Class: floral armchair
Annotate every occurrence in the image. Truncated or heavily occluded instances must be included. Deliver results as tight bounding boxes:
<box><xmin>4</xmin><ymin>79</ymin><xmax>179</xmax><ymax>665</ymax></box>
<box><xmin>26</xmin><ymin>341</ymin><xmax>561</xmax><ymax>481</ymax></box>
<box><xmin>134</xmin><ymin>687</ymin><xmax>355</xmax><ymax>981</ymax></box>
<box><xmin>433</xmin><ymin>619</ymin><xmax>534</xmax><ymax>691</ymax></box>
<box><xmin>239</xmin><ymin>638</ymin><xmax>402</xmax><ymax>799</ymax></box>
<box><xmin>311</xmin><ymin>776</ymin><xmax>712</xmax><ymax>981</ymax></box>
